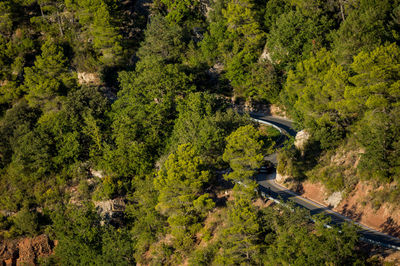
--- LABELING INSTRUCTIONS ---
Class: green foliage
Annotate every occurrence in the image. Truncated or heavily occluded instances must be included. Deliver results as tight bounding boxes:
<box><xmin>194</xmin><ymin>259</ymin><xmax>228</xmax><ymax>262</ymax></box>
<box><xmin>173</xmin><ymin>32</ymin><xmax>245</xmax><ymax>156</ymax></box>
<box><xmin>106</xmin><ymin>72</ymin><xmax>175</xmax><ymax>177</ymax></box>
<box><xmin>277</xmin><ymin>145</ymin><xmax>303</xmax><ymax>180</ymax></box>
<box><xmin>0</xmin><ymin>1</ymin><xmax>13</xmax><ymax>37</ymax></box>
<box><xmin>167</xmin><ymin>92</ymin><xmax>223</xmax><ymax>158</ymax></box>
<box><xmin>125</xmin><ymin>175</ymin><xmax>165</xmax><ymax>264</ymax></box>
<box><xmin>344</xmin><ymin>43</ymin><xmax>400</xmax><ymax>181</ymax></box>
<box><xmin>133</xmin><ymin>15</ymin><xmax>193</xmax><ymax>97</ymax></box>
<box><xmin>332</xmin><ymin>0</ymin><xmax>394</xmax><ymax>64</ymax></box>
<box><xmin>222</xmin><ymin>0</ymin><xmax>266</xmax><ymax>92</ymax></box>
<box><xmin>98</xmin><ymin>227</ymin><xmax>135</xmax><ymax>266</ymax></box>
<box><xmin>65</xmin><ymin>0</ymin><xmax>123</xmax><ymax>66</ymax></box>
<box><xmin>246</xmin><ymin>60</ymin><xmax>281</xmax><ymax>102</ymax></box>
<box><xmin>356</xmin><ymin>109</ymin><xmax>400</xmax><ymax>182</ymax></box>
<box><xmin>263</xmin><ymin>0</ymin><xmax>291</xmax><ymax>31</ymax></box>
<box><xmin>201</xmin><ymin>0</ymin><xmax>267</xmax><ymax>96</ymax></box>
<box><xmin>155</xmin><ymin>144</ymin><xmax>212</xmax><ymax>218</ymax></box>
<box><xmin>199</xmin><ymin>0</ymin><xmax>227</xmax><ymax>64</ymax></box>
<box><xmin>167</xmin><ymin>92</ymin><xmax>250</xmax><ymax>165</ymax></box>
<box><xmin>12</xmin><ymin>206</ymin><xmax>39</xmax><ymax>236</ymax></box>
<box><xmin>346</xmin><ymin>43</ymin><xmax>400</xmax><ymax>114</ymax></box>
<box><xmin>283</xmin><ymin>49</ymin><xmax>350</xmax><ymax>148</ymax></box>
<box><xmin>0</xmin><ymin>28</ymin><xmax>34</xmax><ymax>96</ymax></box>
<box><xmin>0</xmin><ymin>1</ymin><xmax>394</xmax><ymax>264</ymax></box>
<box><xmin>264</xmin><ymin>206</ymin><xmax>361</xmax><ymax>265</ymax></box>
<box><xmin>282</xmin><ymin>42</ymin><xmax>400</xmax><ymax>187</ymax></box>
<box><xmin>104</xmin><ymin>15</ymin><xmax>195</xmax><ymax>178</ymax></box>
<box><xmin>189</xmin><ymin>242</ymin><xmax>219</xmax><ymax>265</ymax></box>
<box><xmin>223</xmin><ymin>125</ymin><xmax>264</xmax><ymax>182</ymax></box>
<box><xmin>311</xmin><ymin>165</ymin><xmax>346</xmax><ymax>192</ymax></box>
<box><xmin>52</xmin><ymin>203</ymin><xmax>134</xmax><ymax>265</ymax></box>
<box><xmin>267</xmin><ymin>9</ymin><xmax>333</xmax><ymax>68</ymax></box>
<box><xmin>161</xmin><ymin>0</ymin><xmax>202</xmax><ymax>25</ymax></box>
<box><xmin>223</xmin><ymin>0</ymin><xmax>265</xmax><ymax>51</ymax></box>
<box><xmin>0</xmin><ymin>100</ymin><xmax>40</xmax><ymax>168</ymax></box>
<box><xmin>154</xmin><ymin>144</ymin><xmax>214</xmax><ymax>251</ymax></box>
<box><xmin>8</xmin><ymin>125</ymin><xmax>55</xmax><ymax>179</ymax></box>
<box><xmin>23</xmin><ymin>40</ymin><xmax>76</xmax><ymax>109</ymax></box>
<box><xmin>215</xmin><ymin>195</ymin><xmax>261</xmax><ymax>264</ymax></box>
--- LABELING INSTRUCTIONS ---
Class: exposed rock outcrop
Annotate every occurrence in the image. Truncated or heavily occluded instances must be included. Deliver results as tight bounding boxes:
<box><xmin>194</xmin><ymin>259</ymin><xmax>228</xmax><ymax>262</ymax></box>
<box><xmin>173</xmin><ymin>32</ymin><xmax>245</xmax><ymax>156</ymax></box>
<box><xmin>259</xmin><ymin>45</ymin><xmax>272</xmax><ymax>63</ymax></box>
<box><xmin>0</xmin><ymin>234</ymin><xmax>54</xmax><ymax>265</ymax></box>
<box><xmin>77</xmin><ymin>72</ymin><xmax>101</xmax><ymax>86</ymax></box>
<box><xmin>94</xmin><ymin>198</ymin><xmax>126</xmax><ymax>225</ymax></box>
<box><xmin>294</xmin><ymin>130</ymin><xmax>310</xmax><ymax>154</ymax></box>
<box><xmin>90</xmin><ymin>168</ymin><xmax>105</xmax><ymax>179</ymax></box>
<box><xmin>268</xmin><ymin>104</ymin><xmax>289</xmax><ymax>119</ymax></box>
<box><xmin>276</xmin><ymin>172</ymin><xmax>289</xmax><ymax>184</ymax></box>
<box><xmin>326</xmin><ymin>191</ymin><xmax>343</xmax><ymax>208</ymax></box>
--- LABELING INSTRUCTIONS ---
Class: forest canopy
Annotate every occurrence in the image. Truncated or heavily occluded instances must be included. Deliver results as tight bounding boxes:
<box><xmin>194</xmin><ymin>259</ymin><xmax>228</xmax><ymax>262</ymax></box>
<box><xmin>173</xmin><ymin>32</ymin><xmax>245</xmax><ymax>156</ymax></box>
<box><xmin>0</xmin><ymin>0</ymin><xmax>399</xmax><ymax>264</ymax></box>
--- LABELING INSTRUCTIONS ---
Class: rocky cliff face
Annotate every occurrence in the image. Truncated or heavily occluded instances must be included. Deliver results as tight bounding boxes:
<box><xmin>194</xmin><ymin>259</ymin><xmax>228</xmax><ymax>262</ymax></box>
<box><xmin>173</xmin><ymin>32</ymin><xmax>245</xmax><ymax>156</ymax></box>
<box><xmin>0</xmin><ymin>234</ymin><xmax>54</xmax><ymax>265</ymax></box>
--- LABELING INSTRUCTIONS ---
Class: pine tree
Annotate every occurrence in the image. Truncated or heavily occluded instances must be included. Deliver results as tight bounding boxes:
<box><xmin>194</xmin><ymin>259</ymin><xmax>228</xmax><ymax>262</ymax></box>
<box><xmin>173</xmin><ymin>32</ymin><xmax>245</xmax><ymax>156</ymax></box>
<box><xmin>215</xmin><ymin>185</ymin><xmax>261</xmax><ymax>264</ymax></box>
<box><xmin>23</xmin><ymin>40</ymin><xmax>76</xmax><ymax>109</ymax></box>
<box><xmin>154</xmin><ymin>144</ymin><xmax>214</xmax><ymax>250</ymax></box>
<box><xmin>223</xmin><ymin>125</ymin><xmax>264</xmax><ymax>183</ymax></box>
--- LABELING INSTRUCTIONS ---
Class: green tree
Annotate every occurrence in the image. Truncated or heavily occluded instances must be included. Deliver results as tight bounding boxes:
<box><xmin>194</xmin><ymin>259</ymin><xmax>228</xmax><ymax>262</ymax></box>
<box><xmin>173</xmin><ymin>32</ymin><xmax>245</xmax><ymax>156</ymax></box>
<box><xmin>97</xmin><ymin>227</ymin><xmax>135</xmax><ymax>266</ymax></box>
<box><xmin>65</xmin><ymin>0</ymin><xmax>123</xmax><ymax>66</ymax></box>
<box><xmin>29</xmin><ymin>0</ymin><xmax>68</xmax><ymax>39</ymax></box>
<box><xmin>199</xmin><ymin>0</ymin><xmax>228</xmax><ymax>64</ymax></box>
<box><xmin>223</xmin><ymin>125</ymin><xmax>264</xmax><ymax>183</ymax></box>
<box><xmin>0</xmin><ymin>27</ymin><xmax>35</xmax><ymax>105</ymax></box>
<box><xmin>105</xmin><ymin>15</ymin><xmax>194</xmax><ymax>178</ymax></box>
<box><xmin>355</xmin><ymin>108</ymin><xmax>400</xmax><ymax>182</ymax></box>
<box><xmin>23</xmin><ymin>40</ymin><xmax>76</xmax><ymax>109</ymax></box>
<box><xmin>12</xmin><ymin>206</ymin><xmax>39</xmax><ymax>236</ymax></box>
<box><xmin>265</xmin><ymin>207</ymin><xmax>361</xmax><ymax>265</ymax></box>
<box><xmin>263</xmin><ymin>0</ymin><xmax>291</xmax><ymax>31</ymax></box>
<box><xmin>215</xmin><ymin>192</ymin><xmax>261</xmax><ymax>264</ymax></box>
<box><xmin>344</xmin><ymin>44</ymin><xmax>400</xmax><ymax>181</ymax></box>
<box><xmin>52</xmin><ymin>204</ymin><xmax>102</xmax><ymax>265</ymax></box>
<box><xmin>282</xmin><ymin>48</ymin><xmax>350</xmax><ymax>148</ymax></box>
<box><xmin>126</xmin><ymin>175</ymin><xmax>166</xmax><ymax>264</ymax></box>
<box><xmin>167</xmin><ymin>92</ymin><xmax>227</xmax><ymax>165</ymax></box>
<box><xmin>160</xmin><ymin>0</ymin><xmax>202</xmax><ymax>25</ymax></box>
<box><xmin>246</xmin><ymin>60</ymin><xmax>281</xmax><ymax>102</ymax></box>
<box><xmin>0</xmin><ymin>100</ymin><xmax>40</xmax><ymax>168</ymax></box>
<box><xmin>0</xmin><ymin>1</ymin><xmax>13</xmax><ymax>37</ymax></box>
<box><xmin>345</xmin><ymin>43</ymin><xmax>400</xmax><ymax>114</ymax></box>
<box><xmin>267</xmin><ymin>9</ymin><xmax>333</xmax><ymax>68</ymax></box>
<box><xmin>8</xmin><ymin>125</ymin><xmax>55</xmax><ymax>180</ymax></box>
<box><xmin>222</xmin><ymin>0</ymin><xmax>266</xmax><ymax>93</ymax></box>
<box><xmin>106</xmin><ymin>72</ymin><xmax>175</xmax><ymax>177</ymax></box>
<box><xmin>332</xmin><ymin>0</ymin><xmax>394</xmax><ymax>64</ymax></box>
<box><xmin>132</xmin><ymin>15</ymin><xmax>193</xmax><ymax>98</ymax></box>
<box><xmin>154</xmin><ymin>144</ymin><xmax>214</xmax><ymax>250</ymax></box>
<box><xmin>201</xmin><ymin>0</ymin><xmax>266</xmax><ymax>96</ymax></box>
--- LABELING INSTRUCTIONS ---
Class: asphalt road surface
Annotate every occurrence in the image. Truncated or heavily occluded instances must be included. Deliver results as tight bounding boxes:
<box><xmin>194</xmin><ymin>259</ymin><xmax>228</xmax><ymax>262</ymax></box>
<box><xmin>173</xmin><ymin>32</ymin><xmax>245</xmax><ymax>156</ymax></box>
<box><xmin>251</xmin><ymin>114</ymin><xmax>400</xmax><ymax>250</ymax></box>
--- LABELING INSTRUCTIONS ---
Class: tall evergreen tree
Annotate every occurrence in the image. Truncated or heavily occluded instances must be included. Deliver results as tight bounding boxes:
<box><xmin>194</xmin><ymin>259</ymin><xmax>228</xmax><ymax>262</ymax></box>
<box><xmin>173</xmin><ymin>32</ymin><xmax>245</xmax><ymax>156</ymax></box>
<box><xmin>154</xmin><ymin>144</ymin><xmax>214</xmax><ymax>250</ymax></box>
<box><xmin>23</xmin><ymin>40</ymin><xmax>76</xmax><ymax>109</ymax></box>
<box><xmin>223</xmin><ymin>125</ymin><xmax>264</xmax><ymax>183</ymax></box>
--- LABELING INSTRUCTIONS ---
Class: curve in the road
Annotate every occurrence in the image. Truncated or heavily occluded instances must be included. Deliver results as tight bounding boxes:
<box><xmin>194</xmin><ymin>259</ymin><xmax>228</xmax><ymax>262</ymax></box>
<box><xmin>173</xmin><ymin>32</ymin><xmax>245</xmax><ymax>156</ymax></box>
<box><xmin>251</xmin><ymin>114</ymin><xmax>400</xmax><ymax>251</ymax></box>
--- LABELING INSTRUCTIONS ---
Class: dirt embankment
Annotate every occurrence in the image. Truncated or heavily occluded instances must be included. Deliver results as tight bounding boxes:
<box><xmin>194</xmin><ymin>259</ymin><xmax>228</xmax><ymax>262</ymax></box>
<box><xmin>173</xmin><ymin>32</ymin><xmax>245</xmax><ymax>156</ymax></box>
<box><xmin>297</xmin><ymin>177</ymin><xmax>400</xmax><ymax>238</ymax></box>
<box><xmin>282</xmin><ymin>131</ymin><xmax>400</xmax><ymax>239</ymax></box>
<box><xmin>336</xmin><ymin>182</ymin><xmax>400</xmax><ymax>237</ymax></box>
<box><xmin>0</xmin><ymin>234</ymin><xmax>55</xmax><ymax>265</ymax></box>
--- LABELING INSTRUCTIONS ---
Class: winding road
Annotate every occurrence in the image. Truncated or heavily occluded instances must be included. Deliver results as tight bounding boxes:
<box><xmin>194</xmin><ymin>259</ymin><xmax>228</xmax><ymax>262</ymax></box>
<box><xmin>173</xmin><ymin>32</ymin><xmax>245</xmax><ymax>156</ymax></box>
<box><xmin>251</xmin><ymin>114</ymin><xmax>400</xmax><ymax>251</ymax></box>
